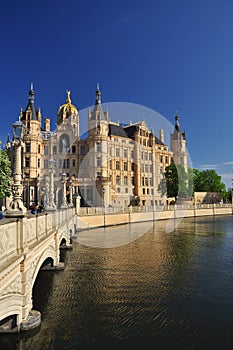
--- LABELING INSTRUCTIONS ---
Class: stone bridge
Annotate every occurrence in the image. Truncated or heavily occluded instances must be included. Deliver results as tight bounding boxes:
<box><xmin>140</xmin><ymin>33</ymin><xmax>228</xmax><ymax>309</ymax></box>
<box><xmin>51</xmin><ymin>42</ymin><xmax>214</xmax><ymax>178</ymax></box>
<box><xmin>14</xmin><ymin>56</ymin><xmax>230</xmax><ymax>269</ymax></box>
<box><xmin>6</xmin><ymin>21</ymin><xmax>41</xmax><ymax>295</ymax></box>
<box><xmin>0</xmin><ymin>207</ymin><xmax>78</xmax><ymax>332</ymax></box>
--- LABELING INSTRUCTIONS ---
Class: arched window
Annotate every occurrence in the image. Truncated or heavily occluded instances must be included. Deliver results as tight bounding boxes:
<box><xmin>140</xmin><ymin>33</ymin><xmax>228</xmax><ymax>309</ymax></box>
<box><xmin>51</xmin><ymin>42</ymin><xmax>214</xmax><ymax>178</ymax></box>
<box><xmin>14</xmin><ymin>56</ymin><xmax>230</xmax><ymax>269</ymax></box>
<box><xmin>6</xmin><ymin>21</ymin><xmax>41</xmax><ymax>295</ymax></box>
<box><xmin>72</xmin><ymin>145</ymin><xmax>76</xmax><ymax>154</ymax></box>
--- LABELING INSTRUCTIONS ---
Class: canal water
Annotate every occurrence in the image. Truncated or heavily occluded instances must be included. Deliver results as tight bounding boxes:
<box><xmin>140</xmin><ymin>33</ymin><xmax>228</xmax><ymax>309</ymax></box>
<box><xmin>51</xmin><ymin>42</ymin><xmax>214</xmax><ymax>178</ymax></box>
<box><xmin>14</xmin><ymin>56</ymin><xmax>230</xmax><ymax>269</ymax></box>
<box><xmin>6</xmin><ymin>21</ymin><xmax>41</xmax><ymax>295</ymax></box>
<box><xmin>1</xmin><ymin>215</ymin><xmax>233</xmax><ymax>349</ymax></box>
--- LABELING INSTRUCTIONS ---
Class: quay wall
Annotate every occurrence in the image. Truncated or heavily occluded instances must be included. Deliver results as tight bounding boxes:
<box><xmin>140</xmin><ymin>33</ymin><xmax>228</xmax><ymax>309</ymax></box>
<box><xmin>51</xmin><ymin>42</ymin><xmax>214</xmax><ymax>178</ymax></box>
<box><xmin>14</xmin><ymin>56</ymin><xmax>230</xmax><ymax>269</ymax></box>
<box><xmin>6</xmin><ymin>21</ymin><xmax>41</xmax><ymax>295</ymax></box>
<box><xmin>77</xmin><ymin>204</ymin><xmax>233</xmax><ymax>230</ymax></box>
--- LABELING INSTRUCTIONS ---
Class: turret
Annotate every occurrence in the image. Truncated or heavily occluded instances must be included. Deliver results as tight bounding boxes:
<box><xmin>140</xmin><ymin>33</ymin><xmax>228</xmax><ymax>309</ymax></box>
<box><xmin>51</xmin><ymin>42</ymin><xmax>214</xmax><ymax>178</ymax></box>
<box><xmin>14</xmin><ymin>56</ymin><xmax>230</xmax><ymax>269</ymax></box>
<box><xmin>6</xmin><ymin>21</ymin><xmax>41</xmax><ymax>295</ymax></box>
<box><xmin>170</xmin><ymin>112</ymin><xmax>188</xmax><ymax>172</ymax></box>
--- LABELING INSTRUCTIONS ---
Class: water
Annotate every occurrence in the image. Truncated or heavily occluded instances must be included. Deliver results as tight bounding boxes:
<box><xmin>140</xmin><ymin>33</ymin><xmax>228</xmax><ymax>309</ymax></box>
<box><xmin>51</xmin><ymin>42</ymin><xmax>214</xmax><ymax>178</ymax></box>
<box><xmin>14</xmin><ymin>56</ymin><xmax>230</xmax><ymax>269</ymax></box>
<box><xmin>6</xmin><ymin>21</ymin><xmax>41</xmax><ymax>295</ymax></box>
<box><xmin>1</xmin><ymin>215</ymin><xmax>233</xmax><ymax>349</ymax></box>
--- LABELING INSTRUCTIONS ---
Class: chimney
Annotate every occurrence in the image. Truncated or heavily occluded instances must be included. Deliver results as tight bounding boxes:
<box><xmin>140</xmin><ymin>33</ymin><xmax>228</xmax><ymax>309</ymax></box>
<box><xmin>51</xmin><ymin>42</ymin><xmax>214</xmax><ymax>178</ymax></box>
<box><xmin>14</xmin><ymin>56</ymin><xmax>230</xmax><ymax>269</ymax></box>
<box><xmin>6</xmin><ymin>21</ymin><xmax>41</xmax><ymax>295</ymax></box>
<box><xmin>44</xmin><ymin>118</ymin><xmax>50</xmax><ymax>132</ymax></box>
<box><xmin>159</xmin><ymin>129</ymin><xmax>164</xmax><ymax>143</ymax></box>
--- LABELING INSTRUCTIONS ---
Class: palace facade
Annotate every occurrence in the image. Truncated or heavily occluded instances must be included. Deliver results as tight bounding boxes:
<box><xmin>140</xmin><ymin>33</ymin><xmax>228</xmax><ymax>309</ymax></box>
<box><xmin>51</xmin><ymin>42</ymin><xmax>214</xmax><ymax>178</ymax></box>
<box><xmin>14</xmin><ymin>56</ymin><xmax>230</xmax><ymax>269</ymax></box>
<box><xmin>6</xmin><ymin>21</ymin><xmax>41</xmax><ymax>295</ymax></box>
<box><xmin>6</xmin><ymin>84</ymin><xmax>188</xmax><ymax>209</ymax></box>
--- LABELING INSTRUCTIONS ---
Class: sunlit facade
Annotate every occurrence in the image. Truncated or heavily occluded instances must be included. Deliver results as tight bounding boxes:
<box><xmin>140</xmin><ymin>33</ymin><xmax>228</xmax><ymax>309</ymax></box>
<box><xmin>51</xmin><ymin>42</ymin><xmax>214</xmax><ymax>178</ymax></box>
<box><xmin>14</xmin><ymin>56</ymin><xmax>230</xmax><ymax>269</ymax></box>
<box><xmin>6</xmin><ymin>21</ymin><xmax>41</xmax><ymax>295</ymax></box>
<box><xmin>6</xmin><ymin>85</ymin><xmax>188</xmax><ymax>208</ymax></box>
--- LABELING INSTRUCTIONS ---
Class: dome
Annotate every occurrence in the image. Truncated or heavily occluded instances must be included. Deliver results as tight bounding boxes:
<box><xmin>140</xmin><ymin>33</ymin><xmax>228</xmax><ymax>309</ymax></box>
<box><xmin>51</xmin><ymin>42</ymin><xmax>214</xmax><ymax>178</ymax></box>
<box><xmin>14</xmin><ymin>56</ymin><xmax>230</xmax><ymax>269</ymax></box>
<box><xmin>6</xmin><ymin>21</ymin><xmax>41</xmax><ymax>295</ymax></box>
<box><xmin>57</xmin><ymin>90</ymin><xmax>78</xmax><ymax>124</ymax></box>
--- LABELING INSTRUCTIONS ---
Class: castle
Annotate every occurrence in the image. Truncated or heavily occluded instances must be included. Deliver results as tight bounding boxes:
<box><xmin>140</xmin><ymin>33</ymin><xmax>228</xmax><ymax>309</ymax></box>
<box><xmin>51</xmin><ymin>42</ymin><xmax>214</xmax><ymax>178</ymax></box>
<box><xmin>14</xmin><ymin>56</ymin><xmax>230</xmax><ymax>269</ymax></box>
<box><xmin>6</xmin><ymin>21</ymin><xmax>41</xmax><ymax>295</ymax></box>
<box><xmin>5</xmin><ymin>84</ymin><xmax>188</xmax><ymax>209</ymax></box>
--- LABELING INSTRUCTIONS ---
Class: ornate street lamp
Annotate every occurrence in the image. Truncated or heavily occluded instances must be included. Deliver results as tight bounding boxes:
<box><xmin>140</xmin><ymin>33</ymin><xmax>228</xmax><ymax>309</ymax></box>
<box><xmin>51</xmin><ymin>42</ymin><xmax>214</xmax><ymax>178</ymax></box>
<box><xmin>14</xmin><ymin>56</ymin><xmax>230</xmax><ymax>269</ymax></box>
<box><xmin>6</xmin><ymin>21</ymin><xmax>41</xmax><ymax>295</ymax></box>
<box><xmin>102</xmin><ymin>186</ymin><xmax>105</xmax><ymax>209</ymax></box>
<box><xmin>46</xmin><ymin>158</ymin><xmax>57</xmax><ymax>211</ymax></box>
<box><xmin>61</xmin><ymin>172</ymin><xmax>68</xmax><ymax>208</ymax></box>
<box><xmin>102</xmin><ymin>186</ymin><xmax>106</xmax><ymax>226</ymax></box>
<box><xmin>5</xmin><ymin>120</ymin><xmax>27</xmax><ymax>217</ymax></box>
<box><xmin>69</xmin><ymin>179</ymin><xmax>73</xmax><ymax>207</ymax></box>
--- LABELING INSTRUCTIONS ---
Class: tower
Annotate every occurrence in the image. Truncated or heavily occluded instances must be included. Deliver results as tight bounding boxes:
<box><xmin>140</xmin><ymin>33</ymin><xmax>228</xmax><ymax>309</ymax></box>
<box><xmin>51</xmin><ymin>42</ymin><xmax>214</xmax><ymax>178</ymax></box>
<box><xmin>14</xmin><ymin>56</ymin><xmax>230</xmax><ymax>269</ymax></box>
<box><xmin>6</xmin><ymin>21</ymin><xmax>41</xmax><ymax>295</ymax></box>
<box><xmin>170</xmin><ymin>112</ymin><xmax>188</xmax><ymax>172</ymax></box>
<box><xmin>20</xmin><ymin>84</ymin><xmax>43</xmax><ymax>206</ymax></box>
<box><xmin>86</xmin><ymin>84</ymin><xmax>110</xmax><ymax>206</ymax></box>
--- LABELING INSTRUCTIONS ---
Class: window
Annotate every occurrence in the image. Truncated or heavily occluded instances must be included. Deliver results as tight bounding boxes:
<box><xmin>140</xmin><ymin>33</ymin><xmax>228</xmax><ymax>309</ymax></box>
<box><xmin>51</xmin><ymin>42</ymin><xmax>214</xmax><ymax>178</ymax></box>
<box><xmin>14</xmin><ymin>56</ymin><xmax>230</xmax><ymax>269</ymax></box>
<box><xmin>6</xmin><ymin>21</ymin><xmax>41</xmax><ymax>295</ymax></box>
<box><xmin>44</xmin><ymin>159</ymin><xmax>48</xmax><ymax>169</ymax></box>
<box><xmin>72</xmin><ymin>159</ymin><xmax>76</xmax><ymax>167</ymax></box>
<box><xmin>44</xmin><ymin>146</ymin><xmax>48</xmax><ymax>155</ymax></box>
<box><xmin>124</xmin><ymin>162</ymin><xmax>128</xmax><ymax>171</ymax></box>
<box><xmin>131</xmin><ymin>177</ymin><xmax>134</xmax><ymax>185</ymax></box>
<box><xmin>149</xmin><ymin>153</ymin><xmax>152</xmax><ymax>160</ymax></box>
<box><xmin>109</xmin><ymin>160</ymin><xmax>112</xmax><ymax>169</ymax></box>
<box><xmin>145</xmin><ymin>152</ymin><xmax>148</xmax><ymax>160</ymax></box>
<box><xmin>97</xmin><ymin>157</ymin><xmax>101</xmax><ymax>167</ymax></box>
<box><xmin>145</xmin><ymin>164</ymin><xmax>148</xmax><ymax>173</ymax></box>
<box><xmin>125</xmin><ymin>188</ymin><xmax>128</xmax><ymax>193</ymax></box>
<box><xmin>80</xmin><ymin>145</ymin><xmax>85</xmax><ymax>155</ymax></box>
<box><xmin>141</xmin><ymin>151</ymin><xmax>143</xmax><ymax>160</ymax></box>
<box><xmin>131</xmin><ymin>150</ymin><xmax>134</xmax><ymax>159</ymax></box>
<box><xmin>123</xmin><ymin>149</ymin><xmax>127</xmax><ymax>158</ymax></box>
<box><xmin>117</xmin><ymin>187</ymin><xmax>120</xmax><ymax>193</ymax></box>
<box><xmin>59</xmin><ymin>159</ymin><xmax>62</xmax><ymax>168</ymax></box>
<box><xmin>72</xmin><ymin>145</ymin><xmax>76</xmax><ymax>154</ymax></box>
<box><xmin>160</xmin><ymin>156</ymin><xmax>163</xmax><ymax>163</ymax></box>
<box><xmin>142</xmin><ymin>177</ymin><xmax>145</xmax><ymax>186</ymax></box>
<box><xmin>165</xmin><ymin>156</ymin><xmax>168</xmax><ymax>163</ymax></box>
<box><xmin>124</xmin><ymin>176</ymin><xmax>128</xmax><ymax>185</ymax></box>
<box><xmin>38</xmin><ymin>145</ymin><xmax>41</xmax><ymax>153</ymax></box>
<box><xmin>143</xmin><ymin>188</ymin><xmax>145</xmax><ymax>195</ymax></box>
<box><xmin>96</xmin><ymin>142</ymin><xmax>101</xmax><ymax>153</ymax></box>
<box><xmin>25</xmin><ymin>157</ymin><xmax>30</xmax><ymax>168</ymax></box>
<box><xmin>131</xmin><ymin>162</ymin><xmax>134</xmax><ymax>171</ymax></box>
<box><xmin>116</xmin><ymin>161</ymin><xmax>120</xmax><ymax>170</ymax></box>
<box><xmin>53</xmin><ymin>145</ymin><xmax>57</xmax><ymax>154</ymax></box>
<box><xmin>116</xmin><ymin>175</ymin><xmax>121</xmax><ymax>185</ymax></box>
<box><xmin>26</xmin><ymin>143</ymin><xmax>30</xmax><ymax>153</ymax></box>
<box><xmin>38</xmin><ymin>159</ymin><xmax>40</xmax><ymax>168</ymax></box>
<box><xmin>116</xmin><ymin>148</ymin><xmax>120</xmax><ymax>157</ymax></box>
<box><xmin>145</xmin><ymin>177</ymin><xmax>148</xmax><ymax>186</ymax></box>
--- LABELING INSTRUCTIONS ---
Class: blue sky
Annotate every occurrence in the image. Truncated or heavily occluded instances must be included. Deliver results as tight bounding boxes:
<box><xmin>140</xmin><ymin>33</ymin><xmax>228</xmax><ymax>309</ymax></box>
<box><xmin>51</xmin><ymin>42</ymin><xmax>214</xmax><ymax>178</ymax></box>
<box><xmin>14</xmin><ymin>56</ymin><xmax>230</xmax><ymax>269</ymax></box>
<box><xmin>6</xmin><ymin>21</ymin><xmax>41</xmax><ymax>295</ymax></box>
<box><xmin>1</xmin><ymin>0</ymin><xmax>233</xmax><ymax>187</ymax></box>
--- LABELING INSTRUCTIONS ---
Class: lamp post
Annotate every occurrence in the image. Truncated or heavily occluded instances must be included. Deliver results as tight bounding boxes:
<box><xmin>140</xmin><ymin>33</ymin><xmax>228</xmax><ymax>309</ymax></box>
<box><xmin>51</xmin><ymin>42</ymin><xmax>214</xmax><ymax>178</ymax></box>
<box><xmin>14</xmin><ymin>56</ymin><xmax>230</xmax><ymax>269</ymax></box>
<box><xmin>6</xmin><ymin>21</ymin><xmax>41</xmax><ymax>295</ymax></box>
<box><xmin>102</xmin><ymin>186</ymin><xmax>105</xmax><ymax>209</ymax></box>
<box><xmin>69</xmin><ymin>179</ymin><xmax>73</xmax><ymax>207</ymax></box>
<box><xmin>61</xmin><ymin>172</ymin><xmax>68</xmax><ymax>208</ymax></box>
<box><xmin>44</xmin><ymin>175</ymin><xmax>49</xmax><ymax>208</ymax></box>
<box><xmin>102</xmin><ymin>186</ymin><xmax>106</xmax><ymax>226</ymax></box>
<box><xmin>5</xmin><ymin>120</ymin><xmax>27</xmax><ymax>217</ymax></box>
<box><xmin>46</xmin><ymin>158</ymin><xmax>57</xmax><ymax>211</ymax></box>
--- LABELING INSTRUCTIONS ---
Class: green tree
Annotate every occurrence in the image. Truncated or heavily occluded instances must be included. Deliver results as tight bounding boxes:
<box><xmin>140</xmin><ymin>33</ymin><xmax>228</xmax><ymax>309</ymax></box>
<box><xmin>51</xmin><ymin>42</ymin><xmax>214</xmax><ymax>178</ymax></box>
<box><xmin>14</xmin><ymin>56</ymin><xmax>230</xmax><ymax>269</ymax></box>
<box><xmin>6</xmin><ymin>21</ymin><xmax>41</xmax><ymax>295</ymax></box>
<box><xmin>193</xmin><ymin>169</ymin><xmax>226</xmax><ymax>193</ymax></box>
<box><xmin>164</xmin><ymin>163</ymin><xmax>179</xmax><ymax>200</ymax></box>
<box><xmin>0</xmin><ymin>150</ymin><xmax>12</xmax><ymax>199</ymax></box>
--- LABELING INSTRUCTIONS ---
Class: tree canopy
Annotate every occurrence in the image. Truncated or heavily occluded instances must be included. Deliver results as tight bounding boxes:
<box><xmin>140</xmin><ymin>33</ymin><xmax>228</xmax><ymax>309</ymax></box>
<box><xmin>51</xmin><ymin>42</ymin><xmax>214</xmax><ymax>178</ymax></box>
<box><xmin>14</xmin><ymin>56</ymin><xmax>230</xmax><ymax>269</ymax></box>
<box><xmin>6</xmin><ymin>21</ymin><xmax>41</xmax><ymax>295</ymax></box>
<box><xmin>159</xmin><ymin>165</ymin><xmax>226</xmax><ymax>202</ymax></box>
<box><xmin>0</xmin><ymin>150</ymin><xmax>12</xmax><ymax>199</ymax></box>
<box><xmin>163</xmin><ymin>164</ymin><xmax>191</xmax><ymax>200</ymax></box>
<box><xmin>192</xmin><ymin>169</ymin><xmax>226</xmax><ymax>193</ymax></box>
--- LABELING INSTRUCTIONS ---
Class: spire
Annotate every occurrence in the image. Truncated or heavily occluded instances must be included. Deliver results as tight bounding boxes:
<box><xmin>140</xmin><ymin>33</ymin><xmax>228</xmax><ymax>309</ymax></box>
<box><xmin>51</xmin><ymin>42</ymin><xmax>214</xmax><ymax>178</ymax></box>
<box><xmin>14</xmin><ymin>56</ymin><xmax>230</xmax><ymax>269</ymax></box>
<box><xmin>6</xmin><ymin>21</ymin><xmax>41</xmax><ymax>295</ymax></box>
<box><xmin>95</xmin><ymin>83</ymin><xmax>101</xmax><ymax>105</ymax></box>
<box><xmin>175</xmin><ymin>111</ymin><xmax>180</xmax><ymax>132</ymax></box>
<box><xmin>28</xmin><ymin>82</ymin><xmax>35</xmax><ymax>103</ymax></box>
<box><xmin>27</xmin><ymin>82</ymin><xmax>37</xmax><ymax>120</ymax></box>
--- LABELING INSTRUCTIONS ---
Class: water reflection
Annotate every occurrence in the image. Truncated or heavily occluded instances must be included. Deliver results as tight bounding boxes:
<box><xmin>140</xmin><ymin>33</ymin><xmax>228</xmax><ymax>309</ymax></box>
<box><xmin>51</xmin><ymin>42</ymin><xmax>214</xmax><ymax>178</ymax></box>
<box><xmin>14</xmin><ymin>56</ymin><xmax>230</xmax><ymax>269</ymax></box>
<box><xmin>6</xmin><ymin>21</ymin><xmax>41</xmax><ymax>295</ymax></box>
<box><xmin>1</xmin><ymin>216</ymin><xmax>233</xmax><ymax>349</ymax></box>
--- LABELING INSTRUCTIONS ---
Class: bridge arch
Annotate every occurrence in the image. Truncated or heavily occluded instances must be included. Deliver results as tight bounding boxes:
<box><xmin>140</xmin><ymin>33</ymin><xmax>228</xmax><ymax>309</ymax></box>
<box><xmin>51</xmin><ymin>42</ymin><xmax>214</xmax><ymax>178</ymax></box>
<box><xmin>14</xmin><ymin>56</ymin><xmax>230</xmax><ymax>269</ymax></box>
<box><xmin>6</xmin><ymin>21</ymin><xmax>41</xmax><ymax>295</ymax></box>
<box><xmin>31</xmin><ymin>246</ymin><xmax>58</xmax><ymax>288</ymax></box>
<box><xmin>0</xmin><ymin>295</ymin><xmax>22</xmax><ymax>329</ymax></box>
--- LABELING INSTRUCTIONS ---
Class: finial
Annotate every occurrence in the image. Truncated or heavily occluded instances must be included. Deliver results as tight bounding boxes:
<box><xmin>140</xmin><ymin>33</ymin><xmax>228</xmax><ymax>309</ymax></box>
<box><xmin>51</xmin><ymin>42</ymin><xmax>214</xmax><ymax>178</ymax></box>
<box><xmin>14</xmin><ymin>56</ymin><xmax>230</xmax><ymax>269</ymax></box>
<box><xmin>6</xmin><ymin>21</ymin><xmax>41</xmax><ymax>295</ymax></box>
<box><xmin>95</xmin><ymin>84</ymin><xmax>101</xmax><ymax>105</ymax></box>
<box><xmin>66</xmin><ymin>90</ymin><xmax>71</xmax><ymax>104</ymax></box>
<box><xmin>30</xmin><ymin>82</ymin><xmax>34</xmax><ymax>91</ymax></box>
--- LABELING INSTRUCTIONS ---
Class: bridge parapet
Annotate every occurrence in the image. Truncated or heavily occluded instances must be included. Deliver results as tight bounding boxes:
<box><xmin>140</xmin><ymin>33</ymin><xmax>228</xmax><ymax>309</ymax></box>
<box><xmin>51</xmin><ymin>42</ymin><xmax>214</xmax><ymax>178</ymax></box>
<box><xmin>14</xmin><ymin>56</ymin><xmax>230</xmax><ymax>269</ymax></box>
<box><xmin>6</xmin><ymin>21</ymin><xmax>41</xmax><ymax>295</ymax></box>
<box><xmin>0</xmin><ymin>207</ymin><xmax>77</xmax><ymax>332</ymax></box>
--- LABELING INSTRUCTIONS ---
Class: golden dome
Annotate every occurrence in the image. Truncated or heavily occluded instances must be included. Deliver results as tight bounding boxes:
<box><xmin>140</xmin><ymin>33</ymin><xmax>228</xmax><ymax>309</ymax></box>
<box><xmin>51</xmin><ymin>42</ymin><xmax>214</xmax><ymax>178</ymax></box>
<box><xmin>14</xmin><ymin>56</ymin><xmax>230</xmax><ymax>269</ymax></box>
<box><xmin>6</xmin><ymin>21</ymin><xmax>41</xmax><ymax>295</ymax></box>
<box><xmin>57</xmin><ymin>90</ymin><xmax>78</xmax><ymax>124</ymax></box>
